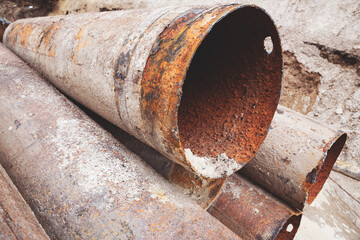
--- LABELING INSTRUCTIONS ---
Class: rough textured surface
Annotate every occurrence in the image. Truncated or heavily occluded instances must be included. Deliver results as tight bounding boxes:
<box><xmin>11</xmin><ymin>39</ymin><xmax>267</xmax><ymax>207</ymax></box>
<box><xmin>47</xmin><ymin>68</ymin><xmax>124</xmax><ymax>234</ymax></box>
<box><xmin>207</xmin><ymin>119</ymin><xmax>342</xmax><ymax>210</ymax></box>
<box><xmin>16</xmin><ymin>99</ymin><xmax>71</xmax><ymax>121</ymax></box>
<box><xmin>240</xmin><ymin>105</ymin><xmax>347</xmax><ymax>210</ymax></box>
<box><xmin>208</xmin><ymin>174</ymin><xmax>301</xmax><ymax>240</ymax></box>
<box><xmin>0</xmin><ymin>44</ymin><xmax>240</xmax><ymax>239</ymax></box>
<box><xmin>0</xmin><ymin>165</ymin><xmax>50</xmax><ymax>240</ymax></box>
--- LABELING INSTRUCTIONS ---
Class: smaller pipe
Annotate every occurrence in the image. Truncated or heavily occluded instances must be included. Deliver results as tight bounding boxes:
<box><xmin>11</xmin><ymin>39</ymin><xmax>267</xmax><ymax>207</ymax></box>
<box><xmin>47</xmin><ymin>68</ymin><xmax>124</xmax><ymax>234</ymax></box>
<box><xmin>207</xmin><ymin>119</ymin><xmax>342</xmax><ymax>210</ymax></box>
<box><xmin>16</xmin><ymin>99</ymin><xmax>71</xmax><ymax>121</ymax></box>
<box><xmin>0</xmin><ymin>164</ymin><xmax>50</xmax><ymax>240</ymax></box>
<box><xmin>240</xmin><ymin>105</ymin><xmax>347</xmax><ymax>210</ymax></box>
<box><xmin>208</xmin><ymin>174</ymin><xmax>302</xmax><ymax>240</ymax></box>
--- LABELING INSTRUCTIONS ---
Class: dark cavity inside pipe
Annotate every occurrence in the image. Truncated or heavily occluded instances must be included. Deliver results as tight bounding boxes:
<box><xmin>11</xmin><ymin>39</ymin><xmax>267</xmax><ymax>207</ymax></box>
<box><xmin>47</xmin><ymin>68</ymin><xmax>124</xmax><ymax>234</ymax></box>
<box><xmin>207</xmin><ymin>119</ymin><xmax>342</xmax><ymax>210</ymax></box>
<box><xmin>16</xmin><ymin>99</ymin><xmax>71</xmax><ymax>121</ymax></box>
<box><xmin>306</xmin><ymin>133</ymin><xmax>347</xmax><ymax>204</ymax></box>
<box><xmin>178</xmin><ymin>7</ymin><xmax>282</xmax><ymax>164</ymax></box>
<box><xmin>275</xmin><ymin>215</ymin><xmax>302</xmax><ymax>240</ymax></box>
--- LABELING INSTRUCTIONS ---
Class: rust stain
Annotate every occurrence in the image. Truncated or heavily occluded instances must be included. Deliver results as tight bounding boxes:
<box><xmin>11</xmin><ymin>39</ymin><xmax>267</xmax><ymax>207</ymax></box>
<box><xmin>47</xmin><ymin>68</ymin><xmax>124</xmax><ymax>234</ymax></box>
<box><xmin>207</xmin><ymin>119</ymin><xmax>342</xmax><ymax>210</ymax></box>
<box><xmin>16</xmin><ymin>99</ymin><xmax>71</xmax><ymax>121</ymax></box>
<box><xmin>19</xmin><ymin>24</ymin><xmax>34</xmax><ymax>47</ymax></box>
<box><xmin>72</xmin><ymin>26</ymin><xmax>88</xmax><ymax>64</ymax></box>
<box><xmin>140</xmin><ymin>6</ymin><xmax>238</xmax><ymax>168</ymax></box>
<box><xmin>38</xmin><ymin>23</ymin><xmax>60</xmax><ymax>50</ymax></box>
<box><xmin>5</xmin><ymin>23</ymin><xmax>24</xmax><ymax>45</ymax></box>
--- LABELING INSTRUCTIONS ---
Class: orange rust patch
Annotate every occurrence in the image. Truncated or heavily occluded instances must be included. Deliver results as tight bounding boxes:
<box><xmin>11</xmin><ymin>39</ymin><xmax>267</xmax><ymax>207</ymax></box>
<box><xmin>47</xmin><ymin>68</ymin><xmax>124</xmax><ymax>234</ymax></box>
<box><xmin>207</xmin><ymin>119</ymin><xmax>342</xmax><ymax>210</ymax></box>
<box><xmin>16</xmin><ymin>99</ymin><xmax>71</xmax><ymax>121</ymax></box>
<box><xmin>72</xmin><ymin>26</ymin><xmax>88</xmax><ymax>64</ymax></box>
<box><xmin>140</xmin><ymin>6</ymin><xmax>237</xmax><ymax>167</ymax></box>
<box><xmin>5</xmin><ymin>23</ymin><xmax>24</xmax><ymax>45</ymax></box>
<box><xmin>38</xmin><ymin>23</ymin><xmax>60</xmax><ymax>50</ymax></box>
<box><xmin>19</xmin><ymin>24</ymin><xmax>34</xmax><ymax>47</ymax></box>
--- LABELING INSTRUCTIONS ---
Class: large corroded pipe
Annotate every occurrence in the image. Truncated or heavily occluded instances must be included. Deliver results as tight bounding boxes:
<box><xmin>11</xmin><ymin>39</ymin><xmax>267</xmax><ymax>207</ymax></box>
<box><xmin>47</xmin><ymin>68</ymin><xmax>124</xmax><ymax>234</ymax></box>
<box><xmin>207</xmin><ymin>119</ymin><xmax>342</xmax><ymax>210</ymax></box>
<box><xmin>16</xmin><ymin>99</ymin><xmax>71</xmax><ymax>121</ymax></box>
<box><xmin>4</xmin><ymin>5</ymin><xmax>283</xmax><ymax>178</ymax></box>
<box><xmin>0</xmin><ymin>44</ymin><xmax>240</xmax><ymax>239</ymax></box>
<box><xmin>208</xmin><ymin>174</ymin><xmax>302</xmax><ymax>240</ymax></box>
<box><xmin>240</xmin><ymin>105</ymin><xmax>347</xmax><ymax>210</ymax></box>
<box><xmin>0</xmin><ymin>164</ymin><xmax>50</xmax><ymax>240</ymax></box>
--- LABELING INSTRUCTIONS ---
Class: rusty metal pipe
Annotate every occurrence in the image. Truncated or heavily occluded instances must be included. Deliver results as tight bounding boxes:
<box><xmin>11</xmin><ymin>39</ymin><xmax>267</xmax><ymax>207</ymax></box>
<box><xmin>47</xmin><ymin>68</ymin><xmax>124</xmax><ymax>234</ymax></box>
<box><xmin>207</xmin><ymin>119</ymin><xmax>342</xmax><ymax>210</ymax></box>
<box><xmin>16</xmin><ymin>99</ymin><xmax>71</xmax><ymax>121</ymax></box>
<box><xmin>0</xmin><ymin>164</ymin><xmax>50</xmax><ymax>239</ymax></box>
<box><xmin>0</xmin><ymin>44</ymin><xmax>240</xmax><ymax>239</ymax></box>
<box><xmin>208</xmin><ymin>174</ymin><xmax>302</xmax><ymax>240</ymax></box>
<box><xmin>240</xmin><ymin>105</ymin><xmax>347</xmax><ymax>210</ymax></box>
<box><xmin>4</xmin><ymin>5</ymin><xmax>282</xmax><ymax>178</ymax></box>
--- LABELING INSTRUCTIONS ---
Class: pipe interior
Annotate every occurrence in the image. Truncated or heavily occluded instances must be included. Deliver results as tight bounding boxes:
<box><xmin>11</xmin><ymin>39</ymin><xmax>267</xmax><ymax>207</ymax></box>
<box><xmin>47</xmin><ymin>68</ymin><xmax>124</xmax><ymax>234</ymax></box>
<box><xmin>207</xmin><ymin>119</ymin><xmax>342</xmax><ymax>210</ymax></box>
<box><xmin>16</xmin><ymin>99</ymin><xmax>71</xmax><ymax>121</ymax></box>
<box><xmin>275</xmin><ymin>214</ymin><xmax>302</xmax><ymax>240</ymax></box>
<box><xmin>306</xmin><ymin>133</ymin><xmax>347</xmax><ymax>204</ymax></box>
<box><xmin>178</xmin><ymin>7</ymin><xmax>282</xmax><ymax>165</ymax></box>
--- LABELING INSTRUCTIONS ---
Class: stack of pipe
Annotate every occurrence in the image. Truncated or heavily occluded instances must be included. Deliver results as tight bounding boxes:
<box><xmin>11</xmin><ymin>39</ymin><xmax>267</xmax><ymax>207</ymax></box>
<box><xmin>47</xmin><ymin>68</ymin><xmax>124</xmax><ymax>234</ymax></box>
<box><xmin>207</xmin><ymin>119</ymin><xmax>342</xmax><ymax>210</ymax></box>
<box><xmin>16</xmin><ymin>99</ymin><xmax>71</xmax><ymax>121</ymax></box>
<box><xmin>0</xmin><ymin>3</ymin><xmax>347</xmax><ymax>240</ymax></box>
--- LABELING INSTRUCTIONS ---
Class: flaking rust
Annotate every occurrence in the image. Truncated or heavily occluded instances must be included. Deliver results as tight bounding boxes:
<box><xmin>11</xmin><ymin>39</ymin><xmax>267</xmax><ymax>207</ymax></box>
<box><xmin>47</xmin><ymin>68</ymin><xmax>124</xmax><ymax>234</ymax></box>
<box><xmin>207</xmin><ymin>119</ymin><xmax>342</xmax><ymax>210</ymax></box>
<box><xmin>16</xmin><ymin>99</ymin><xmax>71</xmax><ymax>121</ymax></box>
<box><xmin>0</xmin><ymin>44</ymin><xmax>240</xmax><ymax>239</ymax></box>
<box><xmin>208</xmin><ymin>174</ymin><xmax>302</xmax><ymax>240</ymax></box>
<box><xmin>4</xmin><ymin>5</ymin><xmax>282</xmax><ymax>179</ymax></box>
<box><xmin>240</xmin><ymin>105</ymin><xmax>347</xmax><ymax>210</ymax></box>
<box><xmin>0</xmin><ymin>164</ymin><xmax>50</xmax><ymax>239</ymax></box>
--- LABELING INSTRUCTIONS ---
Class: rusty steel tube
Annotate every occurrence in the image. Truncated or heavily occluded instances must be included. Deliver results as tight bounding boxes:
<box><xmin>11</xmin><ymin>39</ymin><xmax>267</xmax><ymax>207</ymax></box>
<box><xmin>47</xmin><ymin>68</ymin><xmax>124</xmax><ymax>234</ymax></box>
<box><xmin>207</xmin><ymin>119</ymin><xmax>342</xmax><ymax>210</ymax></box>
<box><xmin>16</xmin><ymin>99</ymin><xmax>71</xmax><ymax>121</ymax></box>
<box><xmin>240</xmin><ymin>105</ymin><xmax>347</xmax><ymax>210</ymax></box>
<box><xmin>0</xmin><ymin>164</ymin><xmax>50</xmax><ymax>239</ymax></box>
<box><xmin>4</xmin><ymin>5</ymin><xmax>283</xmax><ymax>178</ymax></box>
<box><xmin>0</xmin><ymin>44</ymin><xmax>240</xmax><ymax>239</ymax></box>
<box><xmin>208</xmin><ymin>174</ymin><xmax>302</xmax><ymax>240</ymax></box>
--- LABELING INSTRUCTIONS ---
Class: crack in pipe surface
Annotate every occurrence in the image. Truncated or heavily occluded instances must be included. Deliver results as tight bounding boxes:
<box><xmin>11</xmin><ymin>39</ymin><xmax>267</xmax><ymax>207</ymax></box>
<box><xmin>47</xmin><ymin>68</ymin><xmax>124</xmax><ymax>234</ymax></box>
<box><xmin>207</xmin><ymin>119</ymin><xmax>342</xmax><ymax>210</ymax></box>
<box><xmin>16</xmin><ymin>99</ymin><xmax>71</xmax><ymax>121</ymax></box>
<box><xmin>4</xmin><ymin>5</ymin><xmax>282</xmax><ymax>178</ymax></box>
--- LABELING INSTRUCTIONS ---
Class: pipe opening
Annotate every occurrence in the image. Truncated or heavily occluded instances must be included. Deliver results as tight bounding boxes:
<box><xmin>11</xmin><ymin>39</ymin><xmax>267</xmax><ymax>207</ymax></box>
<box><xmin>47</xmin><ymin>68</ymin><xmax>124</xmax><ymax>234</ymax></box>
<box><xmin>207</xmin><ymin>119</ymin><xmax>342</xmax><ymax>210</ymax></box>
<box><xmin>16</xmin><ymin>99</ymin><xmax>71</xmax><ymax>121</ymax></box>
<box><xmin>306</xmin><ymin>133</ymin><xmax>347</xmax><ymax>204</ymax></box>
<box><xmin>178</xmin><ymin>7</ymin><xmax>282</xmax><ymax>174</ymax></box>
<box><xmin>275</xmin><ymin>214</ymin><xmax>302</xmax><ymax>240</ymax></box>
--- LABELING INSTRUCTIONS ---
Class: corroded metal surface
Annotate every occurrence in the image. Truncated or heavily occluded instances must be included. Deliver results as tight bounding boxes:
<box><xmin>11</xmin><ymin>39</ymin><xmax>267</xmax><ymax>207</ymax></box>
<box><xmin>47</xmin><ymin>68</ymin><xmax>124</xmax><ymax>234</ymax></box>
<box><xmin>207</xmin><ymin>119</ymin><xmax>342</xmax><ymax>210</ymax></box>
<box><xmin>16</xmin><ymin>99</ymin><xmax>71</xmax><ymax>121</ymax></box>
<box><xmin>240</xmin><ymin>105</ymin><xmax>347</xmax><ymax>210</ymax></box>
<box><xmin>84</xmin><ymin>109</ymin><xmax>225</xmax><ymax>209</ymax></box>
<box><xmin>4</xmin><ymin>5</ymin><xmax>282</xmax><ymax>178</ymax></box>
<box><xmin>0</xmin><ymin>44</ymin><xmax>240</xmax><ymax>239</ymax></box>
<box><xmin>208</xmin><ymin>174</ymin><xmax>302</xmax><ymax>240</ymax></box>
<box><xmin>0</xmin><ymin>164</ymin><xmax>50</xmax><ymax>240</ymax></box>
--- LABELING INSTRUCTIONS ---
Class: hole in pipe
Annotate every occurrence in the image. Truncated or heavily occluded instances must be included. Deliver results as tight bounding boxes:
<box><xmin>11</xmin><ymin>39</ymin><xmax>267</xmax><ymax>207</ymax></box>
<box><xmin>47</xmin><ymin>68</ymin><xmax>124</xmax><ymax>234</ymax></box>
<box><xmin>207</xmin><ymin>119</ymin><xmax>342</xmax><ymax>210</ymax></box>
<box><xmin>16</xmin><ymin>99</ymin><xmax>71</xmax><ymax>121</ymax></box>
<box><xmin>178</xmin><ymin>7</ymin><xmax>282</xmax><ymax>171</ymax></box>
<box><xmin>264</xmin><ymin>36</ymin><xmax>273</xmax><ymax>54</ymax></box>
<box><xmin>286</xmin><ymin>224</ymin><xmax>293</xmax><ymax>232</ymax></box>
<box><xmin>275</xmin><ymin>215</ymin><xmax>302</xmax><ymax>240</ymax></box>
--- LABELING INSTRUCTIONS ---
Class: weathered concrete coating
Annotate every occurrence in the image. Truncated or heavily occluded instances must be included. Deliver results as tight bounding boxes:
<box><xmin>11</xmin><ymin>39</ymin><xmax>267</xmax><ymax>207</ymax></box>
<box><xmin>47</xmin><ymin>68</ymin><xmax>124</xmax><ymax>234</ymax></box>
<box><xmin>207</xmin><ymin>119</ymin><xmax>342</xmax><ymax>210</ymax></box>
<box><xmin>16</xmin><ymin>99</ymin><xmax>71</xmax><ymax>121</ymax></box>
<box><xmin>0</xmin><ymin>44</ymin><xmax>241</xmax><ymax>239</ymax></box>
<box><xmin>0</xmin><ymin>164</ymin><xmax>50</xmax><ymax>239</ymax></box>
<box><xmin>240</xmin><ymin>105</ymin><xmax>347</xmax><ymax>211</ymax></box>
<box><xmin>49</xmin><ymin>0</ymin><xmax>360</xmax><ymax>179</ymax></box>
<box><xmin>295</xmin><ymin>171</ymin><xmax>360</xmax><ymax>240</ymax></box>
<box><xmin>3</xmin><ymin>5</ymin><xmax>282</xmax><ymax>178</ymax></box>
<box><xmin>208</xmin><ymin>174</ymin><xmax>301</xmax><ymax>240</ymax></box>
